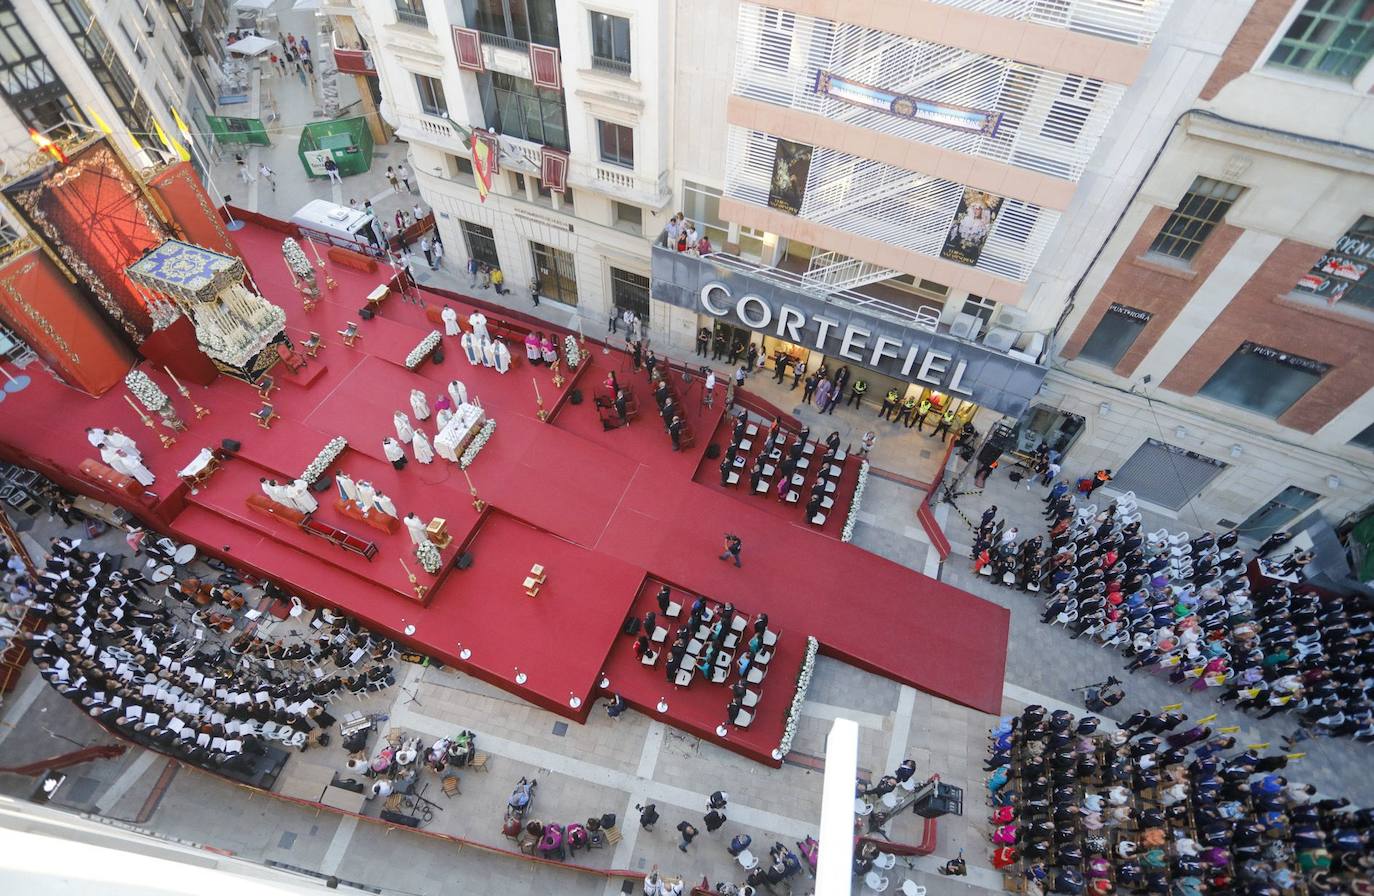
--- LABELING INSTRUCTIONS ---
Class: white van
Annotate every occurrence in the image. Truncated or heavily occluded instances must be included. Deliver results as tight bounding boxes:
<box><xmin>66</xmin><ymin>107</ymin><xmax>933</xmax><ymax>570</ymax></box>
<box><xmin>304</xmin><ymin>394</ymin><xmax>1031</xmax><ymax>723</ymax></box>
<box><xmin>291</xmin><ymin>200</ymin><xmax>383</xmax><ymax>252</ymax></box>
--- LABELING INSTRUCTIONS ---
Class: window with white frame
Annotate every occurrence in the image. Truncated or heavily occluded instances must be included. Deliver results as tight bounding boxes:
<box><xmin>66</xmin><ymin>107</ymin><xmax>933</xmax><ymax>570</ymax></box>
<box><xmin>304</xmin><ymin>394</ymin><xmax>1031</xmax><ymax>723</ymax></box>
<box><xmin>590</xmin><ymin>11</ymin><xmax>630</xmax><ymax>74</ymax></box>
<box><xmin>1267</xmin><ymin>0</ymin><xmax>1374</xmax><ymax>81</ymax></box>
<box><xmin>597</xmin><ymin>119</ymin><xmax>634</xmax><ymax>168</ymax></box>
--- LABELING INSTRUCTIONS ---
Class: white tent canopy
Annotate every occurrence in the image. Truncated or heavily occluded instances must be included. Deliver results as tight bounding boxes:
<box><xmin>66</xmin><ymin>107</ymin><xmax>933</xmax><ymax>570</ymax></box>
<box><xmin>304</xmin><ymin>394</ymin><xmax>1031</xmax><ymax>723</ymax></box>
<box><xmin>233</xmin><ymin>0</ymin><xmax>278</xmax><ymax>10</ymax></box>
<box><xmin>225</xmin><ymin>35</ymin><xmax>279</xmax><ymax>56</ymax></box>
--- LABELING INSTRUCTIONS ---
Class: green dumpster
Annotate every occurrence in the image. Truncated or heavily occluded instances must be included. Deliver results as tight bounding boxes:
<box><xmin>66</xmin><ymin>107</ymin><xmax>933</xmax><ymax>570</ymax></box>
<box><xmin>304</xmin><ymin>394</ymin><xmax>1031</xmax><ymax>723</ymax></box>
<box><xmin>297</xmin><ymin>117</ymin><xmax>374</xmax><ymax>179</ymax></box>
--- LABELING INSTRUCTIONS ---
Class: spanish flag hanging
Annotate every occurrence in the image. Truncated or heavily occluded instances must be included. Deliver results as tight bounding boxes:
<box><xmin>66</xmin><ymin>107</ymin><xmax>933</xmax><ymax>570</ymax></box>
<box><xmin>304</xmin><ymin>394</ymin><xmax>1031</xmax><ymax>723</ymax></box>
<box><xmin>471</xmin><ymin>131</ymin><xmax>493</xmax><ymax>203</ymax></box>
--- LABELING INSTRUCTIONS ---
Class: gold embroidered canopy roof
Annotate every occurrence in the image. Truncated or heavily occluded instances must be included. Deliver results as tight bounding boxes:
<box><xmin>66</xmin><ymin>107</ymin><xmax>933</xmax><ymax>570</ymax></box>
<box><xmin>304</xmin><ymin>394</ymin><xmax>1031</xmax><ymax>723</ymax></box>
<box><xmin>126</xmin><ymin>239</ymin><xmax>246</xmax><ymax>303</ymax></box>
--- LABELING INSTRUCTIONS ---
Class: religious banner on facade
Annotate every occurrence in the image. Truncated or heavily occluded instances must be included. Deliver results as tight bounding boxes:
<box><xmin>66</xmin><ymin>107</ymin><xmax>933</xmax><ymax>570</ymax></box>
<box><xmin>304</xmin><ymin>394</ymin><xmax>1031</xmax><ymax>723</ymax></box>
<box><xmin>472</xmin><ymin>132</ymin><xmax>495</xmax><ymax>203</ymax></box>
<box><xmin>767</xmin><ymin>139</ymin><xmax>813</xmax><ymax>216</ymax></box>
<box><xmin>540</xmin><ymin>147</ymin><xmax>568</xmax><ymax>193</ymax></box>
<box><xmin>940</xmin><ymin>188</ymin><xmax>1003</xmax><ymax>267</ymax></box>
<box><xmin>452</xmin><ymin>27</ymin><xmax>484</xmax><ymax>72</ymax></box>
<box><xmin>813</xmin><ymin>70</ymin><xmax>1003</xmax><ymax>137</ymax></box>
<box><xmin>529</xmin><ymin>43</ymin><xmax>561</xmax><ymax>90</ymax></box>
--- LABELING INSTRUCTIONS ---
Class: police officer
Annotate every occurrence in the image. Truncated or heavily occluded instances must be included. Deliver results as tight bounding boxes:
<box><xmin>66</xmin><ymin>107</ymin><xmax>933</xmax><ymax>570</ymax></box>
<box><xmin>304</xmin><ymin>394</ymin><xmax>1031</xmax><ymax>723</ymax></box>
<box><xmin>897</xmin><ymin>393</ymin><xmax>919</xmax><ymax>426</ymax></box>
<box><xmin>932</xmin><ymin>407</ymin><xmax>957</xmax><ymax>441</ymax></box>
<box><xmin>847</xmin><ymin>378</ymin><xmax>868</xmax><ymax>408</ymax></box>
<box><xmin>914</xmin><ymin>397</ymin><xmax>934</xmax><ymax>431</ymax></box>
<box><xmin>878</xmin><ymin>387</ymin><xmax>901</xmax><ymax>420</ymax></box>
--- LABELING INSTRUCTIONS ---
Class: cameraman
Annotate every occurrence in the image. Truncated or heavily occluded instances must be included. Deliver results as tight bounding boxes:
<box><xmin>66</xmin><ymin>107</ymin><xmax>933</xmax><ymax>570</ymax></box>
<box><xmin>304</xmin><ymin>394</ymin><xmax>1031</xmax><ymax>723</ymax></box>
<box><xmin>718</xmin><ymin>533</ymin><xmax>743</xmax><ymax>568</ymax></box>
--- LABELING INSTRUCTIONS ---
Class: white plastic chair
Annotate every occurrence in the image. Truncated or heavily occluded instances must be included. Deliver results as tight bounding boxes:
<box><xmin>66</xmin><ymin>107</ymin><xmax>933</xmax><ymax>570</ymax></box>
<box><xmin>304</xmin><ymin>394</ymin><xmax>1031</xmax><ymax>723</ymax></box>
<box><xmin>874</xmin><ymin>852</ymin><xmax>897</xmax><ymax>870</ymax></box>
<box><xmin>289</xmin><ymin>596</ymin><xmax>304</xmax><ymax>618</ymax></box>
<box><xmin>737</xmin><ymin>849</ymin><xmax>758</xmax><ymax>870</ymax></box>
<box><xmin>864</xmin><ymin>871</ymin><xmax>889</xmax><ymax>893</ymax></box>
<box><xmin>899</xmin><ymin>882</ymin><xmax>926</xmax><ymax>896</ymax></box>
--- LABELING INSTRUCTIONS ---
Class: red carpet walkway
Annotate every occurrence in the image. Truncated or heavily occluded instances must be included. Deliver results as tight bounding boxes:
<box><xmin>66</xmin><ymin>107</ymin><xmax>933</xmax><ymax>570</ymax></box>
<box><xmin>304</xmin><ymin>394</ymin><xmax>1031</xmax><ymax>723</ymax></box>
<box><xmin>0</xmin><ymin>220</ymin><xmax>1008</xmax><ymax>764</ymax></box>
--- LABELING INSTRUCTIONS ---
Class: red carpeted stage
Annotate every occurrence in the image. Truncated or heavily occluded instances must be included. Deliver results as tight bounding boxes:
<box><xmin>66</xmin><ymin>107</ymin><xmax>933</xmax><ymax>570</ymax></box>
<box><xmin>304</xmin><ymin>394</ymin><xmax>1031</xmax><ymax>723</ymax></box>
<box><xmin>0</xmin><ymin>220</ymin><xmax>1009</xmax><ymax>765</ymax></box>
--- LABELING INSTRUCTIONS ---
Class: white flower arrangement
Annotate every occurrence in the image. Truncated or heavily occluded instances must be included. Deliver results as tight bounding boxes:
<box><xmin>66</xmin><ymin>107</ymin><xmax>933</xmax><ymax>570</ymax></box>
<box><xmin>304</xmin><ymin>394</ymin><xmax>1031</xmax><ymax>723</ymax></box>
<box><xmin>301</xmin><ymin>436</ymin><xmax>348</xmax><ymax>483</ymax></box>
<box><xmin>416</xmin><ymin>539</ymin><xmax>442</xmax><ymax>574</ymax></box>
<box><xmin>125</xmin><ymin>369</ymin><xmax>170</xmax><ymax>412</ymax></box>
<box><xmin>405</xmin><ymin>330</ymin><xmax>443</xmax><ymax>369</ymax></box>
<box><xmin>840</xmin><ymin>461</ymin><xmax>870</xmax><ymax>543</ymax></box>
<box><xmin>459</xmin><ymin>419</ymin><xmax>496</xmax><ymax>469</ymax></box>
<box><xmin>564</xmin><ymin>335</ymin><xmax>582</xmax><ymax>369</ymax></box>
<box><xmin>777</xmin><ymin>635</ymin><xmax>819</xmax><ymax>758</ymax></box>
<box><xmin>282</xmin><ymin>237</ymin><xmax>314</xmax><ymax>280</ymax></box>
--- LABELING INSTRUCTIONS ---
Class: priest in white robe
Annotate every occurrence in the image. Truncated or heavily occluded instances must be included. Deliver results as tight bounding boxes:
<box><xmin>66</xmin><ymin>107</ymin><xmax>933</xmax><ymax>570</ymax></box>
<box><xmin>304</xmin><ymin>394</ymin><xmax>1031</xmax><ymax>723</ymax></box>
<box><xmin>261</xmin><ymin>478</ymin><xmax>286</xmax><ymax>505</ymax></box>
<box><xmin>284</xmin><ymin>479</ymin><xmax>318</xmax><ymax>514</ymax></box>
<box><xmin>382</xmin><ymin>437</ymin><xmax>407</xmax><ymax>470</ymax></box>
<box><xmin>86</xmin><ymin>427</ymin><xmax>108</xmax><ymax>450</ymax></box>
<box><xmin>403</xmin><ymin>513</ymin><xmax>428</xmax><ymax>546</ymax></box>
<box><xmin>493</xmin><ymin>341</ymin><xmax>512</xmax><ymax>374</ymax></box>
<box><xmin>335</xmin><ymin>472</ymin><xmax>360</xmax><ymax>505</ymax></box>
<box><xmin>469</xmin><ymin>311</ymin><xmax>490</xmax><ymax>343</ymax></box>
<box><xmin>436</xmin><ymin>407</ymin><xmax>454</xmax><ymax>429</ymax></box>
<box><xmin>374</xmin><ymin>492</ymin><xmax>398</xmax><ymax>518</ymax></box>
<box><xmin>409</xmin><ymin>389</ymin><xmax>431</xmax><ymax>421</ymax></box>
<box><xmin>480</xmin><ymin>337</ymin><xmax>497</xmax><ymax>368</ymax></box>
<box><xmin>103</xmin><ymin>429</ymin><xmax>140</xmax><ymax>456</ymax></box>
<box><xmin>461</xmin><ymin>332</ymin><xmax>480</xmax><ymax>365</ymax></box>
<box><xmin>441</xmin><ymin>305</ymin><xmax>461</xmax><ymax>337</ymax></box>
<box><xmin>394</xmin><ymin>411</ymin><xmax>415</xmax><ymax>443</ymax></box>
<box><xmin>412</xmin><ymin>430</ymin><xmax>434</xmax><ymax>464</ymax></box>
<box><xmin>100</xmin><ymin>445</ymin><xmax>155</xmax><ymax>486</ymax></box>
<box><xmin>356</xmin><ymin>480</ymin><xmax>377</xmax><ymax>515</ymax></box>
<box><xmin>447</xmin><ymin>380</ymin><xmax>467</xmax><ymax>407</ymax></box>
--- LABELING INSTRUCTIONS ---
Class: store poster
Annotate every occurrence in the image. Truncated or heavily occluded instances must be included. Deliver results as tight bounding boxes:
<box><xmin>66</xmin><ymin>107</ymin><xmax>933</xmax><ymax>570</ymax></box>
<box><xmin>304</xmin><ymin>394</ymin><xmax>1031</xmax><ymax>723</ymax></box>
<box><xmin>940</xmin><ymin>188</ymin><xmax>1003</xmax><ymax>266</ymax></box>
<box><xmin>767</xmin><ymin>139</ymin><xmax>813</xmax><ymax>216</ymax></box>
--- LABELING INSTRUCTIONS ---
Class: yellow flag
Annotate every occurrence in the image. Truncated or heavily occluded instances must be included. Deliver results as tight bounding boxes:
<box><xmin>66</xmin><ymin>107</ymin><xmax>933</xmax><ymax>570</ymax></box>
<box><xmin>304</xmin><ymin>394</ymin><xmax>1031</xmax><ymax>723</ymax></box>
<box><xmin>86</xmin><ymin>105</ymin><xmax>113</xmax><ymax>134</ymax></box>
<box><xmin>153</xmin><ymin>118</ymin><xmax>191</xmax><ymax>162</ymax></box>
<box><xmin>1217</xmin><ymin>726</ymin><xmax>1240</xmax><ymax>733</ymax></box>
<box><xmin>171</xmin><ymin>106</ymin><xmax>193</xmax><ymax>143</ymax></box>
<box><xmin>1197</xmin><ymin>714</ymin><xmax>1217</xmax><ymax>724</ymax></box>
<box><xmin>1162</xmin><ymin>703</ymin><xmax>1183</xmax><ymax>711</ymax></box>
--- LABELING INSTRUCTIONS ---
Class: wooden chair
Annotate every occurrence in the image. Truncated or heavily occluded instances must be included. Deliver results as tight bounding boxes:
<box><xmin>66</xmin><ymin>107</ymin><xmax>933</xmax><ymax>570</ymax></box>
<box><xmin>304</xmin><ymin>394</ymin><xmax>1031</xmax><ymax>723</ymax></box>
<box><xmin>252</xmin><ymin>405</ymin><xmax>278</xmax><ymax>430</ymax></box>
<box><xmin>338</xmin><ymin>322</ymin><xmax>361</xmax><ymax>346</ymax></box>
<box><xmin>303</xmin><ymin>332</ymin><xmax>324</xmax><ymax>357</ymax></box>
<box><xmin>442</xmin><ymin>775</ymin><xmax>461</xmax><ymax>798</ymax></box>
<box><xmin>275</xmin><ymin>344</ymin><xmax>305</xmax><ymax>373</ymax></box>
<box><xmin>255</xmin><ymin>376</ymin><xmax>276</xmax><ymax>399</ymax></box>
<box><xmin>603</xmin><ymin>824</ymin><xmax>622</xmax><ymax>845</ymax></box>
<box><xmin>469</xmin><ymin>752</ymin><xmax>490</xmax><ymax>773</ymax></box>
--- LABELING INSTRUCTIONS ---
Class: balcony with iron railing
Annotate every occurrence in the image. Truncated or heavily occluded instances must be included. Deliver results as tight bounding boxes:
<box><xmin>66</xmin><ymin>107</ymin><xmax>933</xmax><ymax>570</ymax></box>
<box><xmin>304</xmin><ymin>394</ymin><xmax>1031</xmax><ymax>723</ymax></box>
<box><xmin>928</xmin><ymin>0</ymin><xmax>1174</xmax><ymax>46</ymax></box>
<box><xmin>590</xmin><ymin>55</ymin><xmax>632</xmax><ymax>77</ymax></box>
<box><xmin>394</xmin><ymin>2</ymin><xmax>428</xmax><ymax>29</ymax></box>
<box><xmin>332</xmin><ymin>35</ymin><xmax>376</xmax><ymax>75</ymax></box>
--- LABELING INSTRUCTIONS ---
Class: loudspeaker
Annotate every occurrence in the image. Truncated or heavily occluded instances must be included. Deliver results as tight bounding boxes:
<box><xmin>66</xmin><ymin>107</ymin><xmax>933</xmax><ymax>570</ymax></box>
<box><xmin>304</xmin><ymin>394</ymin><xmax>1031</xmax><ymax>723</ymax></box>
<box><xmin>569</xmin><ymin>389</ymin><xmax>582</xmax><ymax>405</ymax></box>
<box><xmin>380</xmin><ymin>810</ymin><xmax>421</xmax><ymax>828</ymax></box>
<box><xmin>359</xmin><ymin>308</ymin><xmax>375</xmax><ymax>320</ymax></box>
<box><xmin>455</xmin><ymin>552</ymin><xmax>474</xmax><ymax>570</ymax></box>
<box><xmin>705</xmin><ymin>444</ymin><xmax>721</xmax><ymax>460</ymax></box>
<box><xmin>221</xmin><ymin>439</ymin><xmax>242</xmax><ymax>453</ymax></box>
<box><xmin>309</xmin><ymin>477</ymin><xmax>333</xmax><ymax>492</ymax></box>
<box><xmin>432</xmin><ymin>350</ymin><xmax>444</xmax><ymax>364</ymax></box>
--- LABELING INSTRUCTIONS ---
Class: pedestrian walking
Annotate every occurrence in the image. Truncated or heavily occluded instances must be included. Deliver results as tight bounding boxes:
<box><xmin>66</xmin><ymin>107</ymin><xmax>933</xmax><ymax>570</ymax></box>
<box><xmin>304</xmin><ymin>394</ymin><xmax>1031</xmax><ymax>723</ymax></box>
<box><xmin>718</xmin><ymin>533</ymin><xmax>742</xmax><ymax>567</ymax></box>
<box><xmin>703</xmin><ymin>808</ymin><xmax>726</xmax><ymax>832</ymax></box>
<box><xmin>386</xmin><ymin>166</ymin><xmax>399</xmax><ymax>191</ymax></box>
<box><xmin>636</xmin><ymin>802</ymin><xmax>659</xmax><ymax>830</ymax></box>
<box><xmin>430</xmin><ymin>239</ymin><xmax>443</xmax><ymax>270</ymax></box>
<box><xmin>234</xmin><ymin>153</ymin><xmax>254</xmax><ymax>183</ymax></box>
<box><xmin>676</xmin><ymin>820</ymin><xmax>699</xmax><ymax>852</ymax></box>
<box><xmin>791</xmin><ymin>360</ymin><xmax>805</xmax><ymax>389</ymax></box>
<box><xmin>704</xmin><ymin>370</ymin><xmax>716</xmax><ymax>407</ymax></box>
<box><xmin>397</xmin><ymin>162</ymin><xmax>413</xmax><ymax>192</ymax></box>
<box><xmin>859</xmin><ymin>430</ymin><xmax>876</xmax><ymax>457</ymax></box>
<box><xmin>257</xmin><ymin>163</ymin><xmax>277</xmax><ymax>191</ymax></box>
<box><xmin>420</xmin><ymin>236</ymin><xmax>433</xmax><ymax>268</ymax></box>
<box><xmin>467</xmin><ymin>255</ymin><xmax>479</xmax><ymax>287</ymax></box>
<box><xmin>609</xmin><ymin>309</ymin><xmax>619</xmax><ymax>334</ymax></box>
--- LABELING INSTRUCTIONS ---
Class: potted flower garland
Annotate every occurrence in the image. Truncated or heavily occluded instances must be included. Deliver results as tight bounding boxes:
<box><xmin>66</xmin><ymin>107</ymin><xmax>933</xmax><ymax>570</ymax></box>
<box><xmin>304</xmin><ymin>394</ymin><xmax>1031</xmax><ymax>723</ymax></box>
<box><xmin>776</xmin><ymin>635</ymin><xmax>819</xmax><ymax>758</ymax></box>
<box><xmin>564</xmin><ymin>335</ymin><xmax>582</xmax><ymax>369</ymax></box>
<box><xmin>460</xmin><ymin>419</ymin><xmax>496</xmax><ymax>469</ymax></box>
<box><xmin>282</xmin><ymin>237</ymin><xmax>318</xmax><ymax>297</ymax></box>
<box><xmin>405</xmin><ymin>331</ymin><xmax>443</xmax><ymax>370</ymax></box>
<box><xmin>841</xmin><ymin>461</ymin><xmax>870</xmax><ymax>543</ymax></box>
<box><xmin>416</xmin><ymin>539</ymin><xmax>442</xmax><ymax>574</ymax></box>
<box><xmin>125</xmin><ymin>370</ymin><xmax>170</xmax><ymax>413</ymax></box>
<box><xmin>302</xmin><ymin>436</ymin><xmax>348</xmax><ymax>484</ymax></box>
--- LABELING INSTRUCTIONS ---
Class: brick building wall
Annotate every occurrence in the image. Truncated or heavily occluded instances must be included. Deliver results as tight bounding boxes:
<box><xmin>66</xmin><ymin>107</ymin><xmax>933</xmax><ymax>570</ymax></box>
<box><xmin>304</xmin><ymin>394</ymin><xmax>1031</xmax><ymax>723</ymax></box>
<box><xmin>1198</xmin><ymin>0</ymin><xmax>1295</xmax><ymax>101</ymax></box>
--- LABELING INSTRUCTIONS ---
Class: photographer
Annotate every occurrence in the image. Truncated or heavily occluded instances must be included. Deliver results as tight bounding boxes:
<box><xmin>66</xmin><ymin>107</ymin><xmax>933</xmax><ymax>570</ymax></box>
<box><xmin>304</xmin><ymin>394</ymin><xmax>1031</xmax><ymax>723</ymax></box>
<box><xmin>718</xmin><ymin>533</ymin><xmax>743</xmax><ymax>568</ymax></box>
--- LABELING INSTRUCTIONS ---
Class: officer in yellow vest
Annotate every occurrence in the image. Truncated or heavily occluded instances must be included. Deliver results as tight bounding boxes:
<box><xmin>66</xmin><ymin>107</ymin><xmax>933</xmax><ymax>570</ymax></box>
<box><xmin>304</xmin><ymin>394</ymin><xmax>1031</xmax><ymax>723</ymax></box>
<box><xmin>913</xmin><ymin>397</ymin><xmax>933</xmax><ymax>431</ymax></box>
<box><xmin>897</xmin><ymin>394</ymin><xmax>919</xmax><ymax>427</ymax></box>
<box><xmin>846</xmin><ymin>378</ymin><xmax>868</xmax><ymax>408</ymax></box>
<box><xmin>878</xmin><ymin>388</ymin><xmax>901</xmax><ymax>420</ymax></box>
<box><xmin>931</xmin><ymin>407</ymin><xmax>957</xmax><ymax>442</ymax></box>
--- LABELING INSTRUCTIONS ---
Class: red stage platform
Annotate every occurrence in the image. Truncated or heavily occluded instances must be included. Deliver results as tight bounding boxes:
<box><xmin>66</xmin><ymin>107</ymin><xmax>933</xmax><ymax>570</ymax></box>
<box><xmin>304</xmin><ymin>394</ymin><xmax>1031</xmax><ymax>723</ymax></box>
<box><xmin>0</xmin><ymin>220</ymin><xmax>1009</xmax><ymax>765</ymax></box>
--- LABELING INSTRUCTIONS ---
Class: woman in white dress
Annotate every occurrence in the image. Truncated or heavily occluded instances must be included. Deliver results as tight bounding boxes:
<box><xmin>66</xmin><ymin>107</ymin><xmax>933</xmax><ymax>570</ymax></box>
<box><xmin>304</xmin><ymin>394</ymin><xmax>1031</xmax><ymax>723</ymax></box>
<box><xmin>394</xmin><ymin>412</ymin><xmax>415</xmax><ymax>443</ymax></box>
<box><xmin>409</xmin><ymin>389</ymin><xmax>431</xmax><ymax>421</ymax></box>
<box><xmin>412</xmin><ymin>430</ymin><xmax>434</xmax><ymax>464</ymax></box>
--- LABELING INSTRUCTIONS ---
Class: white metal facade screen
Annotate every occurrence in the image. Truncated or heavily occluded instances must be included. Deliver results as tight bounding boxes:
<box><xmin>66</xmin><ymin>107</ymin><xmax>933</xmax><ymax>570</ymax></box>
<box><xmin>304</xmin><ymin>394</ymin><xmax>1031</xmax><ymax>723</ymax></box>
<box><xmin>732</xmin><ymin>3</ymin><xmax>1129</xmax><ymax>182</ymax></box>
<box><xmin>927</xmin><ymin>0</ymin><xmax>1174</xmax><ymax>46</ymax></box>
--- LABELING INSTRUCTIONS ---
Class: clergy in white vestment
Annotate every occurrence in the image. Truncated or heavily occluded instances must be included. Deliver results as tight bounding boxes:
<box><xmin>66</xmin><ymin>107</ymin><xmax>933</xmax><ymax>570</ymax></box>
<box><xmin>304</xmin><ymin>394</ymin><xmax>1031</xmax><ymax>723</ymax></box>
<box><xmin>493</xmin><ymin>340</ymin><xmax>512</xmax><ymax>373</ymax></box>
<box><xmin>441</xmin><ymin>306</ymin><xmax>460</xmax><ymax>337</ymax></box>
<box><xmin>436</xmin><ymin>408</ymin><xmax>453</xmax><ymax>429</ymax></box>
<box><xmin>447</xmin><ymin>380</ymin><xmax>467</xmax><ymax>407</ymax></box>
<box><xmin>382</xmin><ymin>437</ymin><xmax>407</xmax><ymax>469</ymax></box>
<box><xmin>461</xmin><ymin>332</ymin><xmax>480</xmax><ymax>365</ymax></box>
<box><xmin>480</xmin><ymin>337</ymin><xmax>497</xmax><ymax>368</ymax></box>
<box><xmin>100</xmin><ymin>445</ymin><xmax>155</xmax><ymax>485</ymax></box>
<box><xmin>86</xmin><ymin>427</ymin><xmax>108</xmax><ymax>449</ymax></box>
<box><xmin>409</xmin><ymin>389</ymin><xmax>431</xmax><ymax>421</ymax></box>
<box><xmin>403</xmin><ymin>513</ymin><xmax>428</xmax><ymax>546</ymax></box>
<box><xmin>261</xmin><ymin>477</ymin><xmax>285</xmax><ymax>505</ymax></box>
<box><xmin>285</xmin><ymin>480</ymin><xmax>318</xmax><ymax>514</ymax></box>
<box><xmin>374</xmin><ymin>493</ymin><xmax>398</xmax><ymax>518</ymax></box>
<box><xmin>356</xmin><ymin>480</ymin><xmax>377</xmax><ymax>515</ymax></box>
<box><xmin>394</xmin><ymin>411</ymin><xmax>415</xmax><ymax>443</ymax></box>
<box><xmin>411</xmin><ymin>430</ymin><xmax>434</xmax><ymax>464</ymax></box>
<box><xmin>335</xmin><ymin>472</ymin><xmax>359</xmax><ymax>504</ymax></box>
<box><xmin>469</xmin><ymin>312</ymin><xmax>490</xmax><ymax>343</ymax></box>
<box><xmin>103</xmin><ymin>429</ymin><xmax>140</xmax><ymax>456</ymax></box>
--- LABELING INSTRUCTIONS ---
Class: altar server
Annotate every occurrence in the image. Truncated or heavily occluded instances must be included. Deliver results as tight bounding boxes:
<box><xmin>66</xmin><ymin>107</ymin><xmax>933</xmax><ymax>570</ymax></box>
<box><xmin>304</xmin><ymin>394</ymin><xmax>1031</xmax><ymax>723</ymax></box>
<box><xmin>441</xmin><ymin>305</ymin><xmax>460</xmax><ymax>337</ymax></box>
<box><xmin>374</xmin><ymin>492</ymin><xmax>398</xmax><ymax>518</ymax></box>
<box><xmin>355</xmin><ymin>480</ymin><xmax>377</xmax><ymax>515</ymax></box>
<box><xmin>409</xmin><ymin>389</ymin><xmax>430</xmax><ymax>421</ymax></box>
<box><xmin>335</xmin><ymin>472</ymin><xmax>360</xmax><ymax>504</ymax></box>
<box><xmin>382</xmin><ymin>437</ymin><xmax>407</xmax><ymax>470</ymax></box>
<box><xmin>469</xmin><ymin>311</ymin><xmax>489</xmax><ymax>343</ymax></box>
<box><xmin>394</xmin><ymin>411</ymin><xmax>414</xmax><ymax>443</ymax></box>
<box><xmin>100</xmin><ymin>444</ymin><xmax>155</xmax><ymax>486</ymax></box>
<box><xmin>404</xmin><ymin>513</ymin><xmax>428</xmax><ymax>546</ymax></box>
<box><xmin>411</xmin><ymin>430</ymin><xmax>434</xmax><ymax>464</ymax></box>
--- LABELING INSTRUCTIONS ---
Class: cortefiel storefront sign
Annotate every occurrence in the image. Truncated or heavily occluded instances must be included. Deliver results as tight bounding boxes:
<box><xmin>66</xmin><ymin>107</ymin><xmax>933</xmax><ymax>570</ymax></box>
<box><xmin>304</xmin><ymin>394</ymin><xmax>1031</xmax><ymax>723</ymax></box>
<box><xmin>651</xmin><ymin>247</ymin><xmax>1047</xmax><ymax>417</ymax></box>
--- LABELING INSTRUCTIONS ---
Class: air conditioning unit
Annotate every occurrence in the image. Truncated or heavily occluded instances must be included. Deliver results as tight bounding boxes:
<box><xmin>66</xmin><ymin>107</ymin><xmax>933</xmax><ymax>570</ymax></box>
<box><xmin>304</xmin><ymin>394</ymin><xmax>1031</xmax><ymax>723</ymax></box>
<box><xmin>950</xmin><ymin>312</ymin><xmax>983</xmax><ymax>341</ymax></box>
<box><xmin>995</xmin><ymin>307</ymin><xmax>1029</xmax><ymax>331</ymax></box>
<box><xmin>982</xmin><ymin>326</ymin><xmax>1019</xmax><ymax>352</ymax></box>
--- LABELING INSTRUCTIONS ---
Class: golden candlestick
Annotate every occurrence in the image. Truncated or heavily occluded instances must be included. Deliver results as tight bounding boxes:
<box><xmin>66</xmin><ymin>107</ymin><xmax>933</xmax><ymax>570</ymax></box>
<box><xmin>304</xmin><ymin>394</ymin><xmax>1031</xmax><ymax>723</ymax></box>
<box><xmin>325</xmin><ymin>274</ymin><xmax>338</xmax><ymax>291</ymax></box>
<box><xmin>398</xmin><ymin>558</ymin><xmax>429</xmax><ymax>601</ymax></box>
<box><xmin>533</xmin><ymin>376</ymin><xmax>549</xmax><ymax>421</ymax></box>
<box><xmin>166</xmin><ymin>366</ymin><xmax>210</xmax><ymax>419</ymax></box>
<box><xmin>550</xmin><ymin>360</ymin><xmax>565</xmax><ymax>389</ymax></box>
<box><xmin>461</xmin><ymin>467</ymin><xmax>486</xmax><ymax>512</ymax></box>
<box><xmin>125</xmin><ymin>396</ymin><xmax>175</xmax><ymax>447</ymax></box>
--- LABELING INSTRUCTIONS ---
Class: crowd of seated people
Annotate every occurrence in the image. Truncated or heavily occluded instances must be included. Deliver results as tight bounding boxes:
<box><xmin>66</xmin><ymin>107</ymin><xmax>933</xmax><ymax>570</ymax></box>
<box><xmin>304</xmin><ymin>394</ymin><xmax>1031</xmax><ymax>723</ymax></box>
<box><xmin>719</xmin><ymin>411</ymin><xmax>849</xmax><ymax>527</ymax></box>
<box><xmin>22</xmin><ymin>533</ymin><xmax>397</xmax><ymax>776</ymax></box>
<box><xmin>986</xmin><ymin>703</ymin><xmax>1374</xmax><ymax>896</ymax></box>
<box><xmin>624</xmin><ymin>584</ymin><xmax>778</xmax><ymax>730</ymax></box>
<box><xmin>972</xmin><ymin>490</ymin><xmax>1374</xmax><ymax>743</ymax></box>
